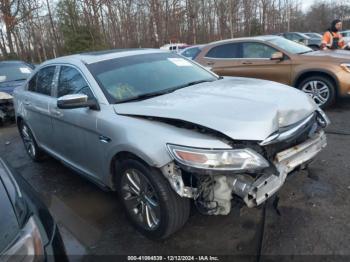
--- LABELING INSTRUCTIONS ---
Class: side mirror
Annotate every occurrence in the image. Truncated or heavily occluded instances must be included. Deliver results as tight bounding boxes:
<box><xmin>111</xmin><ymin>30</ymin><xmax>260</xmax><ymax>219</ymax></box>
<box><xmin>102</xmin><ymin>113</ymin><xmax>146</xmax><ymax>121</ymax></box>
<box><xmin>57</xmin><ymin>94</ymin><xmax>99</xmax><ymax>110</ymax></box>
<box><xmin>271</xmin><ymin>52</ymin><xmax>284</xmax><ymax>61</ymax></box>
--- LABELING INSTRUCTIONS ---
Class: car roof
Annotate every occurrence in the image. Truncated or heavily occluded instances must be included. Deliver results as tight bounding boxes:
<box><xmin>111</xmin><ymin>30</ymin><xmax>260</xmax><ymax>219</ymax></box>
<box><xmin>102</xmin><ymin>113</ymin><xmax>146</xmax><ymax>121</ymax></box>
<box><xmin>182</xmin><ymin>45</ymin><xmax>204</xmax><ymax>50</ymax></box>
<box><xmin>41</xmin><ymin>48</ymin><xmax>168</xmax><ymax>66</ymax></box>
<box><xmin>208</xmin><ymin>35</ymin><xmax>280</xmax><ymax>45</ymax></box>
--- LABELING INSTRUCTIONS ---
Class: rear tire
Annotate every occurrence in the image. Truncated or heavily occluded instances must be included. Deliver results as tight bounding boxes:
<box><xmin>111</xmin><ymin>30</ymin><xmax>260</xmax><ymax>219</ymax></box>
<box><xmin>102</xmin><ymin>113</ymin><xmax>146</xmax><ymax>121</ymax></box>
<box><xmin>19</xmin><ymin>122</ymin><xmax>45</xmax><ymax>161</ymax></box>
<box><xmin>297</xmin><ymin>75</ymin><xmax>336</xmax><ymax>109</ymax></box>
<box><xmin>115</xmin><ymin>158</ymin><xmax>190</xmax><ymax>240</ymax></box>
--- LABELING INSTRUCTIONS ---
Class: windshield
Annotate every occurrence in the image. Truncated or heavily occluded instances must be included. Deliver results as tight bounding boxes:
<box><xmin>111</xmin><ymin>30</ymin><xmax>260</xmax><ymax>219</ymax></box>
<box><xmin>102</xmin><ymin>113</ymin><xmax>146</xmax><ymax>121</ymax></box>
<box><xmin>267</xmin><ymin>37</ymin><xmax>313</xmax><ymax>54</ymax></box>
<box><xmin>87</xmin><ymin>53</ymin><xmax>217</xmax><ymax>103</ymax></box>
<box><xmin>0</xmin><ymin>63</ymin><xmax>32</xmax><ymax>83</ymax></box>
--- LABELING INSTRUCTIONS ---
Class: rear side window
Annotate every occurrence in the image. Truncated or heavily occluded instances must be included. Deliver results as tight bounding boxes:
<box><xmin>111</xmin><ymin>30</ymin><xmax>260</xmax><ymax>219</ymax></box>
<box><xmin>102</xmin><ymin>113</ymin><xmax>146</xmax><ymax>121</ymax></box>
<box><xmin>206</xmin><ymin>43</ymin><xmax>241</xmax><ymax>58</ymax></box>
<box><xmin>182</xmin><ymin>47</ymin><xmax>201</xmax><ymax>59</ymax></box>
<box><xmin>57</xmin><ymin>66</ymin><xmax>93</xmax><ymax>99</ymax></box>
<box><xmin>242</xmin><ymin>42</ymin><xmax>277</xmax><ymax>58</ymax></box>
<box><xmin>28</xmin><ymin>74</ymin><xmax>37</xmax><ymax>92</ymax></box>
<box><xmin>28</xmin><ymin>66</ymin><xmax>55</xmax><ymax>96</ymax></box>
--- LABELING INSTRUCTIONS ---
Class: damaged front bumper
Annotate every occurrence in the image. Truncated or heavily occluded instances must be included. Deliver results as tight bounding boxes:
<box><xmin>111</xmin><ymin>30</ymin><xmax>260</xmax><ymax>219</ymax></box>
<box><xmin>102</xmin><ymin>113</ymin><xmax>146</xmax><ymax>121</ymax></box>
<box><xmin>234</xmin><ymin>130</ymin><xmax>327</xmax><ymax>207</ymax></box>
<box><xmin>0</xmin><ymin>92</ymin><xmax>15</xmax><ymax>124</ymax></box>
<box><xmin>162</xmin><ymin>130</ymin><xmax>327</xmax><ymax>214</ymax></box>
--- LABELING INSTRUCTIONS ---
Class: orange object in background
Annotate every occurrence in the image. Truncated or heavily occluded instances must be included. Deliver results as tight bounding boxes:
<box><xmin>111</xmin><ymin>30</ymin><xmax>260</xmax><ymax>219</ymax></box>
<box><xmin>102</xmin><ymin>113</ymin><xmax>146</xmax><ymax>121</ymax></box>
<box><xmin>321</xmin><ymin>31</ymin><xmax>345</xmax><ymax>49</ymax></box>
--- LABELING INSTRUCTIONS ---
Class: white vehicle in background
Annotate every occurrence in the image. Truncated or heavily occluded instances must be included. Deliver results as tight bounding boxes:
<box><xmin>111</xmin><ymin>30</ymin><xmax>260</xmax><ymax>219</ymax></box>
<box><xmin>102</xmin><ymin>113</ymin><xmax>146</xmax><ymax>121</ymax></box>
<box><xmin>340</xmin><ymin>30</ymin><xmax>350</xmax><ymax>44</ymax></box>
<box><xmin>160</xmin><ymin>43</ymin><xmax>190</xmax><ymax>53</ymax></box>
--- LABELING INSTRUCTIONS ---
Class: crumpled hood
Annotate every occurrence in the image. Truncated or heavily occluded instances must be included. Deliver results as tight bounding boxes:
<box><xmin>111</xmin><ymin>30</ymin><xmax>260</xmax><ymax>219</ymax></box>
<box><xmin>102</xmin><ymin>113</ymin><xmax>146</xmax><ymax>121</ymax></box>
<box><xmin>114</xmin><ymin>77</ymin><xmax>317</xmax><ymax>141</ymax></box>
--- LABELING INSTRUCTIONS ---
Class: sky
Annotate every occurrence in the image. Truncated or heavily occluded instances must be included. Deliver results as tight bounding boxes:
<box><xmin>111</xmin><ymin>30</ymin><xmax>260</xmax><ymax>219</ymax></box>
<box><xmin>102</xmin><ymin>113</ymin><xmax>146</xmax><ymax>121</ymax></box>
<box><xmin>301</xmin><ymin>0</ymin><xmax>317</xmax><ymax>11</ymax></box>
<box><xmin>301</xmin><ymin>0</ymin><xmax>347</xmax><ymax>12</ymax></box>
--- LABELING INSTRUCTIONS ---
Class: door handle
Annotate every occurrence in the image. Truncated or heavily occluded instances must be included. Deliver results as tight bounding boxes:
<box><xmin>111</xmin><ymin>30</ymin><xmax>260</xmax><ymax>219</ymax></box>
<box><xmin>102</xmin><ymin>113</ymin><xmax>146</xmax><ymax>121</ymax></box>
<box><xmin>51</xmin><ymin>109</ymin><xmax>63</xmax><ymax>117</ymax></box>
<box><xmin>207</xmin><ymin>61</ymin><xmax>215</xmax><ymax>66</ymax></box>
<box><xmin>99</xmin><ymin>135</ymin><xmax>111</xmax><ymax>143</ymax></box>
<box><xmin>23</xmin><ymin>100</ymin><xmax>31</xmax><ymax>106</ymax></box>
<box><xmin>242</xmin><ymin>62</ymin><xmax>253</xmax><ymax>65</ymax></box>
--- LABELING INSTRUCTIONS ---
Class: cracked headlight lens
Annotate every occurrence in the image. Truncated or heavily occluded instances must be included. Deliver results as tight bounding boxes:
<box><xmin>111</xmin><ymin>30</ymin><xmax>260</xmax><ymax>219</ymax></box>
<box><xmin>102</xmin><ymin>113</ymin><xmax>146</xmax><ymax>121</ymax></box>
<box><xmin>167</xmin><ymin>144</ymin><xmax>269</xmax><ymax>171</ymax></box>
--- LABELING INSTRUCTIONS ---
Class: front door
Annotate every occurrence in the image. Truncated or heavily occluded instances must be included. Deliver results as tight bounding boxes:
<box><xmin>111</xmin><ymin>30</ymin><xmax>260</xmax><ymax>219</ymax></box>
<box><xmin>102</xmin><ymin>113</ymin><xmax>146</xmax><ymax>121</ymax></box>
<box><xmin>236</xmin><ymin>42</ymin><xmax>292</xmax><ymax>85</ymax></box>
<box><xmin>50</xmin><ymin>65</ymin><xmax>104</xmax><ymax>180</ymax></box>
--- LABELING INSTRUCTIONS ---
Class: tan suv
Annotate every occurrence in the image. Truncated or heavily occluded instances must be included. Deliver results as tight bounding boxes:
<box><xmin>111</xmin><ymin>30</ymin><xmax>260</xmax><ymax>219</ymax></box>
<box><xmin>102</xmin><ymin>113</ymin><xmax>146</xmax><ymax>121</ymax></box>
<box><xmin>195</xmin><ymin>35</ymin><xmax>350</xmax><ymax>108</ymax></box>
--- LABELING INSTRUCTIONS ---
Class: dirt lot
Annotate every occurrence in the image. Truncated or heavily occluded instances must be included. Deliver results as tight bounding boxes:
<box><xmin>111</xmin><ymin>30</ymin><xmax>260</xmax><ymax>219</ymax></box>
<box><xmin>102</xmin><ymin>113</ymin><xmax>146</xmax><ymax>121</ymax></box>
<box><xmin>0</xmin><ymin>99</ymin><xmax>349</xmax><ymax>261</ymax></box>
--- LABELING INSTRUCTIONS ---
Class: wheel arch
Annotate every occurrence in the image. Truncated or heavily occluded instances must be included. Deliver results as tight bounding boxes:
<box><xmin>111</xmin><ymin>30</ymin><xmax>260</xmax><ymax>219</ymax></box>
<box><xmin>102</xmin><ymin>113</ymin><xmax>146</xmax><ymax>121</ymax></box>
<box><xmin>293</xmin><ymin>70</ymin><xmax>339</xmax><ymax>95</ymax></box>
<box><xmin>109</xmin><ymin>150</ymin><xmax>164</xmax><ymax>190</ymax></box>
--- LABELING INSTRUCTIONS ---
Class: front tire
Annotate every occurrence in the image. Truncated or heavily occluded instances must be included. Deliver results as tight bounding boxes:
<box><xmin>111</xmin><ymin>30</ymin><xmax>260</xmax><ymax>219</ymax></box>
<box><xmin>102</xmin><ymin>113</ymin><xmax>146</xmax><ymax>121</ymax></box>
<box><xmin>297</xmin><ymin>75</ymin><xmax>336</xmax><ymax>108</ymax></box>
<box><xmin>115</xmin><ymin>158</ymin><xmax>190</xmax><ymax>240</ymax></box>
<box><xmin>19</xmin><ymin>122</ymin><xmax>44</xmax><ymax>161</ymax></box>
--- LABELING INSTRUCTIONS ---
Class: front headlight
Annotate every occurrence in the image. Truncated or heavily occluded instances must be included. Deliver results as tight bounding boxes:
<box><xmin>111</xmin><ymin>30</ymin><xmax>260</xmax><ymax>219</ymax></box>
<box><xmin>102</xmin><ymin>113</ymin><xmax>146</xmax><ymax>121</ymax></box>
<box><xmin>167</xmin><ymin>144</ymin><xmax>269</xmax><ymax>171</ymax></box>
<box><xmin>3</xmin><ymin>216</ymin><xmax>44</xmax><ymax>258</ymax></box>
<box><xmin>340</xmin><ymin>63</ymin><xmax>350</xmax><ymax>73</ymax></box>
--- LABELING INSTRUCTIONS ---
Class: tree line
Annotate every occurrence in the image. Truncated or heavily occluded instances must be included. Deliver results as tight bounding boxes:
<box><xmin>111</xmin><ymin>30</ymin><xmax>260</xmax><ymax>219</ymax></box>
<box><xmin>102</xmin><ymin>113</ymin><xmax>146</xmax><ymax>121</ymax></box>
<box><xmin>1</xmin><ymin>0</ymin><xmax>350</xmax><ymax>63</ymax></box>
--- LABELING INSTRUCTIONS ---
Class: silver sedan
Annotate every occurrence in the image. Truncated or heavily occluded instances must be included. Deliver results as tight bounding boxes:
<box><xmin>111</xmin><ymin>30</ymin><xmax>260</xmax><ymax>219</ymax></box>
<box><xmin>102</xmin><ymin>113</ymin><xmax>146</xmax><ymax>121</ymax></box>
<box><xmin>13</xmin><ymin>49</ymin><xmax>329</xmax><ymax>239</ymax></box>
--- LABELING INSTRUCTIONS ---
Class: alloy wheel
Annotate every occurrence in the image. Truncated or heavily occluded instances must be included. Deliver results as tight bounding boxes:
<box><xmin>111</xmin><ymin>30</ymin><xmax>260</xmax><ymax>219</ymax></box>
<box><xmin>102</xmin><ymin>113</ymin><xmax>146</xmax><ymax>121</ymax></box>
<box><xmin>21</xmin><ymin>124</ymin><xmax>36</xmax><ymax>158</ymax></box>
<box><xmin>121</xmin><ymin>169</ymin><xmax>161</xmax><ymax>230</ymax></box>
<box><xmin>301</xmin><ymin>80</ymin><xmax>330</xmax><ymax>106</ymax></box>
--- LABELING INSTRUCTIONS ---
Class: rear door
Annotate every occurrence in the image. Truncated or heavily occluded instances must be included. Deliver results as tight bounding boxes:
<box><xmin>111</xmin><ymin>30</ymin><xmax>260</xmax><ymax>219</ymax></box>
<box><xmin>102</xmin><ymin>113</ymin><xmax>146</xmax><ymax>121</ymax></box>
<box><xmin>200</xmin><ymin>42</ymin><xmax>243</xmax><ymax>75</ymax></box>
<box><xmin>237</xmin><ymin>42</ymin><xmax>292</xmax><ymax>85</ymax></box>
<box><xmin>23</xmin><ymin>66</ymin><xmax>57</xmax><ymax>149</ymax></box>
<box><xmin>50</xmin><ymin>65</ymin><xmax>103</xmax><ymax>180</ymax></box>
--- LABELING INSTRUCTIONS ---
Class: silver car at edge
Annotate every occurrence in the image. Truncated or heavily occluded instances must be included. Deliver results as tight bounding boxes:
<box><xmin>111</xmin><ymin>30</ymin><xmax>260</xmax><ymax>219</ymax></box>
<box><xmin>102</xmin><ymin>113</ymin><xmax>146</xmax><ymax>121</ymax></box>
<box><xmin>13</xmin><ymin>49</ymin><xmax>329</xmax><ymax>239</ymax></box>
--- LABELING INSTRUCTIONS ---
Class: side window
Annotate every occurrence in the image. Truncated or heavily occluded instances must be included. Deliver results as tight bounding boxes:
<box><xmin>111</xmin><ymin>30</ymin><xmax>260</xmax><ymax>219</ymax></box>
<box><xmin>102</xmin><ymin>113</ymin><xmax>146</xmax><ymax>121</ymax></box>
<box><xmin>206</xmin><ymin>43</ymin><xmax>241</xmax><ymax>58</ymax></box>
<box><xmin>28</xmin><ymin>73</ymin><xmax>38</xmax><ymax>92</ymax></box>
<box><xmin>242</xmin><ymin>42</ymin><xmax>277</xmax><ymax>59</ymax></box>
<box><xmin>284</xmin><ymin>33</ymin><xmax>293</xmax><ymax>40</ymax></box>
<box><xmin>288</xmin><ymin>33</ymin><xmax>302</xmax><ymax>41</ymax></box>
<box><xmin>182</xmin><ymin>47</ymin><xmax>201</xmax><ymax>59</ymax></box>
<box><xmin>28</xmin><ymin>66</ymin><xmax>55</xmax><ymax>95</ymax></box>
<box><xmin>57</xmin><ymin>66</ymin><xmax>93</xmax><ymax>99</ymax></box>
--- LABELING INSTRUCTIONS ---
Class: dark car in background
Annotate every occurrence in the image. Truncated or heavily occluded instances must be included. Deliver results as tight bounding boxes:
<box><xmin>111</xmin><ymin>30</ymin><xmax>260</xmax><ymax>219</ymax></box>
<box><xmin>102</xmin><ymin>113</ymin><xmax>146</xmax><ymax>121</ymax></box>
<box><xmin>280</xmin><ymin>32</ymin><xmax>321</xmax><ymax>50</ymax></box>
<box><xmin>0</xmin><ymin>158</ymin><xmax>67</xmax><ymax>261</ymax></box>
<box><xmin>0</xmin><ymin>61</ymin><xmax>34</xmax><ymax>125</ymax></box>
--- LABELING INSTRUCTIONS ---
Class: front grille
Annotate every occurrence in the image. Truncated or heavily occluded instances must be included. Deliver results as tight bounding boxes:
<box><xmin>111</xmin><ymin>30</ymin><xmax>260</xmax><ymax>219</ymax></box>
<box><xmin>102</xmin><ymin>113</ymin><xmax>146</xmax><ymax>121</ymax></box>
<box><xmin>263</xmin><ymin>113</ymin><xmax>320</xmax><ymax>160</ymax></box>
